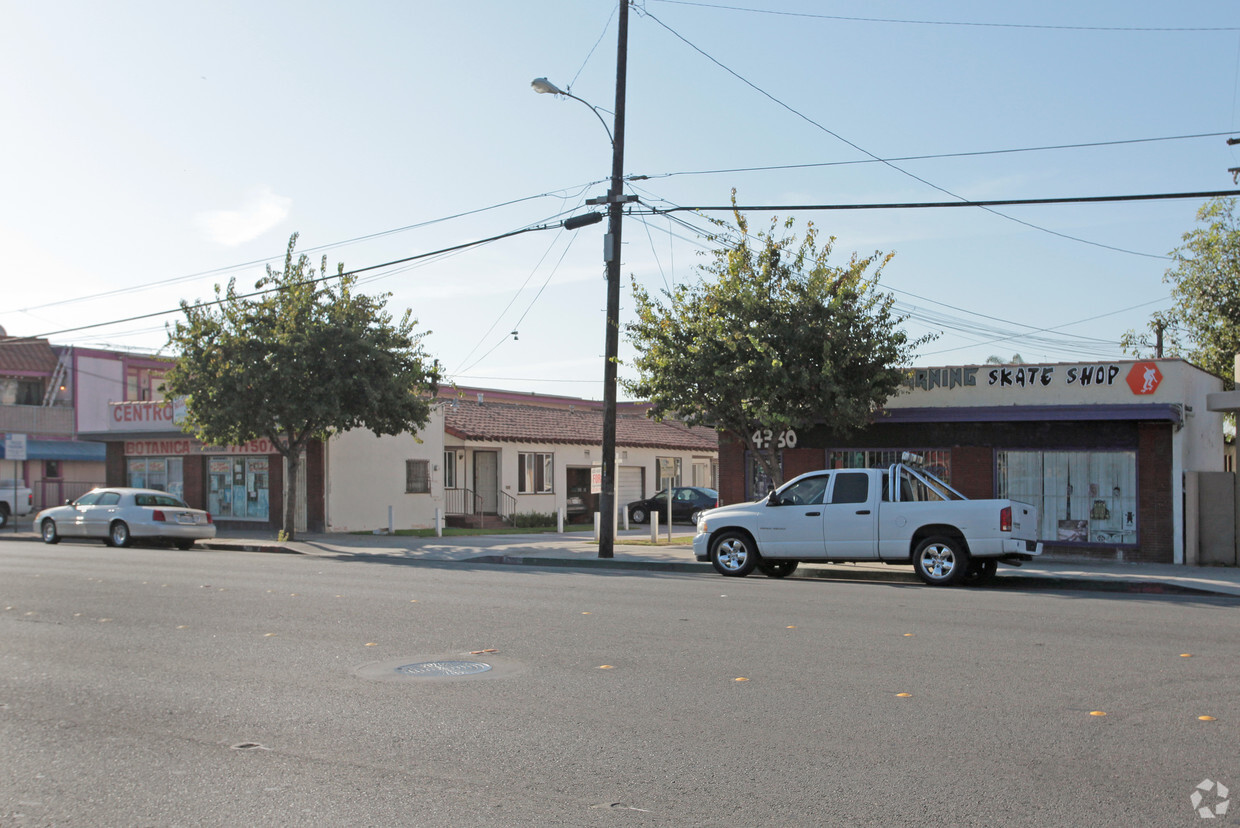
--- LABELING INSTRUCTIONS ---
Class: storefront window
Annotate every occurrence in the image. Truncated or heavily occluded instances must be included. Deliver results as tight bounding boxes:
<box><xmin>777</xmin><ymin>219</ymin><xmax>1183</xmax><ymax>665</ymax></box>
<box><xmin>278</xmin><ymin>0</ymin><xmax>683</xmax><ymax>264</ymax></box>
<box><xmin>207</xmin><ymin>457</ymin><xmax>269</xmax><ymax>520</ymax></box>
<box><xmin>997</xmin><ymin>450</ymin><xmax>1137</xmax><ymax>544</ymax></box>
<box><xmin>127</xmin><ymin>457</ymin><xmax>184</xmax><ymax>498</ymax></box>
<box><xmin>745</xmin><ymin>452</ymin><xmax>780</xmax><ymax>500</ymax></box>
<box><xmin>828</xmin><ymin>449</ymin><xmax>952</xmax><ymax>483</ymax></box>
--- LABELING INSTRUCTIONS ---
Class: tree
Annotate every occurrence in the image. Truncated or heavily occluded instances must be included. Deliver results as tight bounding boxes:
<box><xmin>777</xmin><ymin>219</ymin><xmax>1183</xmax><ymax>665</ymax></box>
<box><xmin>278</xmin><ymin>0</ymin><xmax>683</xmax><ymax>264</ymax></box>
<box><xmin>985</xmin><ymin>354</ymin><xmax>1025</xmax><ymax>364</ymax></box>
<box><xmin>164</xmin><ymin>233</ymin><xmax>439</xmax><ymax>539</ymax></box>
<box><xmin>624</xmin><ymin>200</ymin><xmax>931</xmax><ymax>490</ymax></box>
<box><xmin>1122</xmin><ymin>196</ymin><xmax>1240</xmax><ymax>383</ymax></box>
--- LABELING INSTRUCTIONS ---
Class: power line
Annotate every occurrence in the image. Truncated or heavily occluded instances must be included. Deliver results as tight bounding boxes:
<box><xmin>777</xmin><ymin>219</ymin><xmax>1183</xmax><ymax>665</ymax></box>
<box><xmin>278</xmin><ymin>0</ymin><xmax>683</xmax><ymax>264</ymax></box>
<box><xmin>640</xmin><ymin>189</ymin><xmax>1240</xmax><ymax>214</ymax></box>
<box><xmin>6</xmin><ymin>224</ymin><xmax>556</xmax><ymax>345</ymax></box>
<box><xmin>636</xmin><ymin>131</ymin><xmax>1240</xmax><ymax>180</ymax></box>
<box><xmin>638</xmin><ymin>8</ymin><xmax>1192</xmax><ymax>260</ymax></box>
<box><xmin>7</xmin><ymin>183</ymin><xmax>604</xmax><ymax>316</ymax></box>
<box><xmin>623</xmin><ymin>189</ymin><xmax>1148</xmax><ymax>362</ymax></box>
<box><xmin>648</xmin><ymin>0</ymin><xmax>1240</xmax><ymax>32</ymax></box>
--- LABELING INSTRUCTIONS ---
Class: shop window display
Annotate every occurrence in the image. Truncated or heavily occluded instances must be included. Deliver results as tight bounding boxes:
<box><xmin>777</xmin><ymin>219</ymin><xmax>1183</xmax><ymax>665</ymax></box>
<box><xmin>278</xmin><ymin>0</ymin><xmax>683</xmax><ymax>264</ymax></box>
<box><xmin>208</xmin><ymin>457</ymin><xmax>270</xmax><ymax>520</ymax></box>
<box><xmin>126</xmin><ymin>457</ymin><xmax>184</xmax><ymax>499</ymax></box>
<box><xmin>997</xmin><ymin>450</ymin><xmax>1137</xmax><ymax>545</ymax></box>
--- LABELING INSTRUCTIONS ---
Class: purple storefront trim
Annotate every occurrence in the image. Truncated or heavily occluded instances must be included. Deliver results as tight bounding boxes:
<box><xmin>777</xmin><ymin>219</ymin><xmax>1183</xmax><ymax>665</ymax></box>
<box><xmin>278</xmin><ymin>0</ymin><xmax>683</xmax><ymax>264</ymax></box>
<box><xmin>874</xmin><ymin>404</ymin><xmax>1182</xmax><ymax>425</ymax></box>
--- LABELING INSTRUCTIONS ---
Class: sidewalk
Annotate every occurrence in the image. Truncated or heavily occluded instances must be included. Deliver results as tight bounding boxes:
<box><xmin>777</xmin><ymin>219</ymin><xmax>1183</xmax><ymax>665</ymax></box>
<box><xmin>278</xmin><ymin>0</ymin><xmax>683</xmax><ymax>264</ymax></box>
<box><xmin>6</xmin><ymin>518</ymin><xmax>1240</xmax><ymax>597</ymax></box>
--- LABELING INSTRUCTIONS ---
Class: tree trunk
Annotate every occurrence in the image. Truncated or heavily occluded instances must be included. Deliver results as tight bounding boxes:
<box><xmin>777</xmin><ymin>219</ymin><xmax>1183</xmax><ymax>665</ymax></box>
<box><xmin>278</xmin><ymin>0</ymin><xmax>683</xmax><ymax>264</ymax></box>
<box><xmin>283</xmin><ymin>450</ymin><xmax>299</xmax><ymax>541</ymax></box>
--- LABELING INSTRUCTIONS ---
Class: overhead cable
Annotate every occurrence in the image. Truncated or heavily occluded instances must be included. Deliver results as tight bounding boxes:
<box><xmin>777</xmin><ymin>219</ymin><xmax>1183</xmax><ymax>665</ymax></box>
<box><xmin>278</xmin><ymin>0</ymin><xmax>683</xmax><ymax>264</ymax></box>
<box><xmin>649</xmin><ymin>0</ymin><xmax>1240</xmax><ymax>32</ymax></box>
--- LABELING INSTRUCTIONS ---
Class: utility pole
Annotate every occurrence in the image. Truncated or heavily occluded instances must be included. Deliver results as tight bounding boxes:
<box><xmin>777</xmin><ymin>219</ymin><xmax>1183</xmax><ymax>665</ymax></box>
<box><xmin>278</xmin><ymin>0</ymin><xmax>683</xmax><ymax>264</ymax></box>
<box><xmin>598</xmin><ymin>0</ymin><xmax>629</xmax><ymax>558</ymax></box>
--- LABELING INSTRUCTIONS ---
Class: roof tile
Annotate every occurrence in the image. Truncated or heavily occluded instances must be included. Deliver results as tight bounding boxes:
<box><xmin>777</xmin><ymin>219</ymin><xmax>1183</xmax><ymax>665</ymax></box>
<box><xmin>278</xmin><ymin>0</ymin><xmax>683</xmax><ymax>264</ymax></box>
<box><xmin>443</xmin><ymin>399</ymin><xmax>717</xmax><ymax>451</ymax></box>
<box><xmin>0</xmin><ymin>338</ymin><xmax>59</xmax><ymax>375</ymax></box>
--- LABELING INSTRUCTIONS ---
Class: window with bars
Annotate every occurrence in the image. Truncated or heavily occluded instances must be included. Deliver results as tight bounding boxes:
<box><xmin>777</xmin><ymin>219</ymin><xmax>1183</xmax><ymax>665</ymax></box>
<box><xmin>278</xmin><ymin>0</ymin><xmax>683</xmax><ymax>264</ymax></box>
<box><xmin>405</xmin><ymin>459</ymin><xmax>430</xmax><ymax>494</ymax></box>
<box><xmin>827</xmin><ymin>449</ymin><xmax>952</xmax><ymax>484</ymax></box>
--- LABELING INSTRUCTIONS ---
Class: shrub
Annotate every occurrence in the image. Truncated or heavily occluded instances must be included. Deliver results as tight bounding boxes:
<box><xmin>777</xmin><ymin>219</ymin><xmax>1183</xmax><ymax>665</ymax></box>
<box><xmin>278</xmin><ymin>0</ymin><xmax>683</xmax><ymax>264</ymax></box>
<box><xmin>511</xmin><ymin>511</ymin><xmax>557</xmax><ymax>528</ymax></box>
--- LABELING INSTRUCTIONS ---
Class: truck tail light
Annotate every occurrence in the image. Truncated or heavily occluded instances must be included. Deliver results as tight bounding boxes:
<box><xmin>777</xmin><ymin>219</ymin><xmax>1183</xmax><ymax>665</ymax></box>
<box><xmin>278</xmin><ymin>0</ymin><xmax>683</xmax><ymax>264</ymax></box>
<box><xmin>1000</xmin><ymin>506</ymin><xmax>1012</xmax><ymax>533</ymax></box>
<box><xmin>206</xmin><ymin>513</ymin><xmax>214</xmax><ymax>524</ymax></box>
<box><xmin>153</xmin><ymin>510</ymin><xmax>166</xmax><ymax>522</ymax></box>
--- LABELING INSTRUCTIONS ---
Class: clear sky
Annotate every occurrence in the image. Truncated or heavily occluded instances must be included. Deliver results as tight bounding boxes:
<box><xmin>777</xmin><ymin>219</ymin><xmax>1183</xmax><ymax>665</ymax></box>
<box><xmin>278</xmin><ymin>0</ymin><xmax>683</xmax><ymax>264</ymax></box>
<box><xmin>4</xmin><ymin>1</ymin><xmax>1239</xmax><ymax>399</ymax></box>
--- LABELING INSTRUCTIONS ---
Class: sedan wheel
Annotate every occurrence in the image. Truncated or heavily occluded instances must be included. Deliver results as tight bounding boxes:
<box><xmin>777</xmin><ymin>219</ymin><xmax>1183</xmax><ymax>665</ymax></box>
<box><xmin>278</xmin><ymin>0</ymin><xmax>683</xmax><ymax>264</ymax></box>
<box><xmin>757</xmin><ymin>561</ymin><xmax>798</xmax><ymax>578</ymax></box>
<box><xmin>912</xmin><ymin>536</ymin><xmax>969</xmax><ymax>586</ymax></box>
<box><xmin>710</xmin><ymin>531</ymin><xmax>759</xmax><ymax>577</ymax></box>
<box><xmin>630</xmin><ymin>507</ymin><xmax>647</xmax><ymax>525</ymax></box>
<box><xmin>41</xmin><ymin>519</ymin><xmax>60</xmax><ymax>545</ymax></box>
<box><xmin>109</xmin><ymin>521</ymin><xmax>132</xmax><ymax>548</ymax></box>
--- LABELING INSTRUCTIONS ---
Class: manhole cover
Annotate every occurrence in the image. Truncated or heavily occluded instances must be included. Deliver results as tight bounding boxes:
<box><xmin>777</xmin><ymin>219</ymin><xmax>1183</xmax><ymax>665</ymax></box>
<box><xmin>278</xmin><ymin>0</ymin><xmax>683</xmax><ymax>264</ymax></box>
<box><xmin>394</xmin><ymin>660</ymin><xmax>493</xmax><ymax>678</ymax></box>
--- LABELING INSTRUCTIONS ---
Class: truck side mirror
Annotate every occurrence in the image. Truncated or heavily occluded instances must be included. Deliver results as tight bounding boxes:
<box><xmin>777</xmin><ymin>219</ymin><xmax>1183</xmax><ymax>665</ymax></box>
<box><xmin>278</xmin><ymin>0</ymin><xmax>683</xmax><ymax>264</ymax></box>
<box><xmin>766</xmin><ymin>490</ymin><xmax>780</xmax><ymax>506</ymax></box>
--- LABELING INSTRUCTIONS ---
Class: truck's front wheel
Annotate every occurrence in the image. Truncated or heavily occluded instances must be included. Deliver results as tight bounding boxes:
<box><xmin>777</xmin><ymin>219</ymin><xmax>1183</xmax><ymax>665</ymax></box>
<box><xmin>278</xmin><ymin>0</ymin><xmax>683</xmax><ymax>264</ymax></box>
<box><xmin>912</xmin><ymin>536</ymin><xmax>969</xmax><ymax>586</ymax></box>
<box><xmin>710</xmin><ymin>531</ymin><xmax>759</xmax><ymax>577</ymax></box>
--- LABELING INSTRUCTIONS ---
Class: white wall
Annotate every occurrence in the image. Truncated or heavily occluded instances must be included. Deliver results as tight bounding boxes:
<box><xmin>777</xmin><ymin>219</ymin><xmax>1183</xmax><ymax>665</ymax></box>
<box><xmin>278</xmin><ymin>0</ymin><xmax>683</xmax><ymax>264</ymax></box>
<box><xmin>1180</xmin><ymin>364</ymin><xmax>1225</xmax><ymax>473</ymax></box>
<box><xmin>324</xmin><ymin>409</ymin><xmax>445</xmax><ymax>532</ymax></box>
<box><xmin>479</xmin><ymin>442</ymin><xmax>716</xmax><ymax>518</ymax></box>
<box><xmin>73</xmin><ymin>355</ymin><xmax>125</xmax><ymax>433</ymax></box>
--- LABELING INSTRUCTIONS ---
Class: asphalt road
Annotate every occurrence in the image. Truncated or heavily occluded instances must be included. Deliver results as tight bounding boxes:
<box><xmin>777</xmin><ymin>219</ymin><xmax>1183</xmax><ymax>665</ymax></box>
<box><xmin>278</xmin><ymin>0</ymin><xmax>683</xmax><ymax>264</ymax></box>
<box><xmin>2</xmin><ymin>539</ymin><xmax>1238</xmax><ymax>827</ymax></box>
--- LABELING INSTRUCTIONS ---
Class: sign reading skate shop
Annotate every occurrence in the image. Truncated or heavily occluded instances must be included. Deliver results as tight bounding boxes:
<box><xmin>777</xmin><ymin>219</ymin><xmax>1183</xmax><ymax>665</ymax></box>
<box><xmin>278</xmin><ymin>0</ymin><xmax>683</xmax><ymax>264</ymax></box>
<box><xmin>904</xmin><ymin>361</ymin><xmax>1164</xmax><ymax>397</ymax></box>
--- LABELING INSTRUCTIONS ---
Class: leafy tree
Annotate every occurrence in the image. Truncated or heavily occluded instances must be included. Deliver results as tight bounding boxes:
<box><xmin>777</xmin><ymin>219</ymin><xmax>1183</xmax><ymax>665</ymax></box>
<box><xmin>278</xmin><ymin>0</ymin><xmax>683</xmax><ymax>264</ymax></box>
<box><xmin>1122</xmin><ymin>196</ymin><xmax>1240</xmax><ymax>384</ymax></box>
<box><xmin>624</xmin><ymin>200</ymin><xmax>931</xmax><ymax>489</ymax></box>
<box><xmin>164</xmin><ymin>233</ymin><xmax>439</xmax><ymax>539</ymax></box>
<box><xmin>985</xmin><ymin>354</ymin><xmax>1025</xmax><ymax>364</ymax></box>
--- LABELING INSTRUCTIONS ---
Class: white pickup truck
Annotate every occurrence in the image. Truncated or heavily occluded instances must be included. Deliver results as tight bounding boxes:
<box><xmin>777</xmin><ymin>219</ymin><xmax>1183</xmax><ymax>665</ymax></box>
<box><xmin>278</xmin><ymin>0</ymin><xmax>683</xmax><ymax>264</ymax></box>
<box><xmin>0</xmin><ymin>479</ymin><xmax>35</xmax><ymax>529</ymax></box>
<box><xmin>693</xmin><ymin>463</ymin><xmax>1041</xmax><ymax>585</ymax></box>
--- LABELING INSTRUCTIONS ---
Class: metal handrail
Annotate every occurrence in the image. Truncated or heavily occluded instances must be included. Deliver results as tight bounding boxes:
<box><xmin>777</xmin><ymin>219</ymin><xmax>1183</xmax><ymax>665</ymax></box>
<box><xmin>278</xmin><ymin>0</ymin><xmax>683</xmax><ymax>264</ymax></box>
<box><xmin>445</xmin><ymin>486</ymin><xmax>517</xmax><ymax>528</ymax></box>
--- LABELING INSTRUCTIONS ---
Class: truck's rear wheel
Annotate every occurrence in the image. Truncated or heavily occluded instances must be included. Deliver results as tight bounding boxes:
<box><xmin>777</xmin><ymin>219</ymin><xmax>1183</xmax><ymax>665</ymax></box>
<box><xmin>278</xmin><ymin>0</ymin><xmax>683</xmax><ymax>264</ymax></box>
<box><xmin>0</xmin><ymin>504</ymin><xmax>9</xmax><ymax>530</ymax></box>
<box><xmin>912</xmin><ymin>536</ymin><xmax>969</xmax><ymax>586</ymax></box>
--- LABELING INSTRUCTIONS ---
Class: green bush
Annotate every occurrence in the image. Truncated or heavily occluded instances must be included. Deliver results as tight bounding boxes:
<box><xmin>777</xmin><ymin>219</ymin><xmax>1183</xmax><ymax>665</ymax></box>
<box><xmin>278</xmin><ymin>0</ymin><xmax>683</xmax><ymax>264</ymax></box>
<box><xmin>511</xmin><ymin>511</ymin><xmax>558</xmax><ymax>528</ymax></box>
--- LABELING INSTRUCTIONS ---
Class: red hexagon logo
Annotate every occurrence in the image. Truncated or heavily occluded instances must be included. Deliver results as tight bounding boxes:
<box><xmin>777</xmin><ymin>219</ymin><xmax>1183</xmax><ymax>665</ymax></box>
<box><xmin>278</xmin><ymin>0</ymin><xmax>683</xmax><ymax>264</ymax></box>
<box><xmin>1126</xmin><ymin>361</ymin><xmax>1162</xmax><ymax>395</ymax></box>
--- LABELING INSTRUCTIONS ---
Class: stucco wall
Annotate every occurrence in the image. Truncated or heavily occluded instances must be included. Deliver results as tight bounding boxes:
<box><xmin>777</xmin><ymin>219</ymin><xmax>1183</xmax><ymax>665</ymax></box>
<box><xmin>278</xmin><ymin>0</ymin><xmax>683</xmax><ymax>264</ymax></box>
<box><xmin>325</xmin><ymin>411</ymin><xmax>446</xmax><ymax>532</ymax></box>
<box><xmin>74</xmin><ymin>356</ymin><xmax>126</xmax><ymax>434</ymax></box>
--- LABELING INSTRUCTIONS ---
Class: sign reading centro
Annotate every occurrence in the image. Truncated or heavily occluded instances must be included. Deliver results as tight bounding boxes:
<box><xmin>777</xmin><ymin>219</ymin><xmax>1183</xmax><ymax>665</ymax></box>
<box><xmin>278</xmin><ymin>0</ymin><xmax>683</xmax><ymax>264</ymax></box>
<box><xmin>125</xmin><ymin>438</ymin><xmax>277</xmax><ymax>456</ymax></box>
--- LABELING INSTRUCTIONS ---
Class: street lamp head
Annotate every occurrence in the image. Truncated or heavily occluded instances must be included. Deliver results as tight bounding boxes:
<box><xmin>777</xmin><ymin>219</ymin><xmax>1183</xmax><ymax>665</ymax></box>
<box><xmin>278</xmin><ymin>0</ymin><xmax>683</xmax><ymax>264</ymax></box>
<box><xmin>530</xmin><ymin>77</ymin><xmax>565</xmax><ymax>96</ymax></box>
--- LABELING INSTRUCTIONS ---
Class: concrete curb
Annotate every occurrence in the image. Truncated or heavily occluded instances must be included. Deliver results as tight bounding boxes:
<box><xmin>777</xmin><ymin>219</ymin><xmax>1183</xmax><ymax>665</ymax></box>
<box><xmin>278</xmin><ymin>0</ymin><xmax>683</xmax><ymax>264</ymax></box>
<box><xmin>5</xmin><ymin>533</ymin><xmax>1237</xmax><ymax>598</ymax></box>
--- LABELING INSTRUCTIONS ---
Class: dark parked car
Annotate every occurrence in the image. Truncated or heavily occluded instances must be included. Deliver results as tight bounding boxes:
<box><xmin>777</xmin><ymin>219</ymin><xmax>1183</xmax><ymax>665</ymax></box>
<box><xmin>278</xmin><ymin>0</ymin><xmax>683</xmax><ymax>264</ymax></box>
<box><xmin>628</xmin><ymin>487</ymin><xmax>719</xmax><ymax>525</ymax></box>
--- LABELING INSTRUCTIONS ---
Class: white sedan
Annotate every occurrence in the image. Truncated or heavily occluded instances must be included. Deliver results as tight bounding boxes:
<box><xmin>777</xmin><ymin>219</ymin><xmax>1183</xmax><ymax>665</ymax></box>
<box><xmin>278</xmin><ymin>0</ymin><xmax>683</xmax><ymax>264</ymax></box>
<box><xmin>37</xmin><ymin>488</ymin><xmax>216</xmax><ymax>549</ymax></box>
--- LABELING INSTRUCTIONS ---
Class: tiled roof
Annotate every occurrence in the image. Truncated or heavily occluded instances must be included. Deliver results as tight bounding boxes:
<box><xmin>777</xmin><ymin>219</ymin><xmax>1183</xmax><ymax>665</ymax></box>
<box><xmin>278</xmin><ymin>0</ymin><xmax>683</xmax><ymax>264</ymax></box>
<box><xmin>443</xmin><ymin>399</ymin><xmax>717</xmax><ymax>451</ymax></box>
<box><xmin>0</xmin><ymin>337</ymin><xmax>59</xmax><ymax>375</ymax></box>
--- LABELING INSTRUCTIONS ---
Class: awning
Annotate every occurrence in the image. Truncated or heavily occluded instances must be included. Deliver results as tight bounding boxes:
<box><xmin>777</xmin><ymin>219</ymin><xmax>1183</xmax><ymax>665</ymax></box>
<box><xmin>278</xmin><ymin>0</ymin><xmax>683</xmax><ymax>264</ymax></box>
<box><xmin>875</xmin><ymin>403</ymin><xmax>1183</xmax><ymax>426</ymax></box>
<box><xmin>0</xmin><ymin>439</ymin><xmax>107</xmax><ymax>462</ymax></box>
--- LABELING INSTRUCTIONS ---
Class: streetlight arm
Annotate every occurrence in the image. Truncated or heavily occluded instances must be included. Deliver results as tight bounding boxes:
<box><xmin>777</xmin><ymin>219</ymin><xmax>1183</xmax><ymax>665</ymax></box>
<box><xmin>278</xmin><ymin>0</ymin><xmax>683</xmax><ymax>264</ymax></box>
<box><xmin>530</xmin><ymin>78</ymin><xmax>614</xmax><ymax>146</ymax></box>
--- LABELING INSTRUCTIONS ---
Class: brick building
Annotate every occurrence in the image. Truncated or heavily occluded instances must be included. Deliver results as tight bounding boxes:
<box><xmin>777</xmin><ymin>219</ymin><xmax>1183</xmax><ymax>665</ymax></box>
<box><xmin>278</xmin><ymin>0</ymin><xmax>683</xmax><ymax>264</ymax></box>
<box><xmin>718</xmin><ymin>359</ymin><xmax>1223</xmax><ymax>564</ymax></box>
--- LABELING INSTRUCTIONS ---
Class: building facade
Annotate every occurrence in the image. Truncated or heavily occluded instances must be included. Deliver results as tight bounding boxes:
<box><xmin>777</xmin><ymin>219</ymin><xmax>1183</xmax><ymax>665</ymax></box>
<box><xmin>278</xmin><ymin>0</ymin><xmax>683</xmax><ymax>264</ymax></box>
<box><xmin>79</xmin><ymin>382</ymin><xmax>717</xmax><ymax>535</ymax></box>
<box><xmin>0</xmin><ymin>337</ymin><xmax>107</xmax><ymax>509</ymax></box>
<box><xmin>719</xmin><ymin>359</ymin><xmax>1223</xmax><ymax>565</ymax></box>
